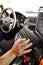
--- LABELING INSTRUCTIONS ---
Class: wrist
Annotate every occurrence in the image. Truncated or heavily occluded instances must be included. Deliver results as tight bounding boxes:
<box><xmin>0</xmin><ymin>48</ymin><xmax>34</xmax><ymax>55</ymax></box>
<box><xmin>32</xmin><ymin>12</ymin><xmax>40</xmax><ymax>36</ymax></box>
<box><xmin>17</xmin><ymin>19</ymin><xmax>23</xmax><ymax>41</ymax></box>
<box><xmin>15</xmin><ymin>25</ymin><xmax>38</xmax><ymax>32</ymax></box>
<box><xmin>10</xmin><ymin>49</ymin><xmax>17</xmax><ymax>58</ymax></box>
<box><xmin>11</xmin><ymin>47</ymin><xmax>20</xmax><ymax>57</ymax></box>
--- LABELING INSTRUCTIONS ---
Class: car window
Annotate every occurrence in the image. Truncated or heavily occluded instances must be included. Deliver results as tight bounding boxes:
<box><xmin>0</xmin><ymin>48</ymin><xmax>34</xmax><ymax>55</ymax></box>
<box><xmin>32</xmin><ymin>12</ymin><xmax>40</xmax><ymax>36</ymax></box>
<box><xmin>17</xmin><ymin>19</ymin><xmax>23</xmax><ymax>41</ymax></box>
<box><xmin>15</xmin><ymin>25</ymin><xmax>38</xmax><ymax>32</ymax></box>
<box><xmin>0</xmin><ymin>0</ymin><xmax>43</xmax><ymax>17</ymax></box>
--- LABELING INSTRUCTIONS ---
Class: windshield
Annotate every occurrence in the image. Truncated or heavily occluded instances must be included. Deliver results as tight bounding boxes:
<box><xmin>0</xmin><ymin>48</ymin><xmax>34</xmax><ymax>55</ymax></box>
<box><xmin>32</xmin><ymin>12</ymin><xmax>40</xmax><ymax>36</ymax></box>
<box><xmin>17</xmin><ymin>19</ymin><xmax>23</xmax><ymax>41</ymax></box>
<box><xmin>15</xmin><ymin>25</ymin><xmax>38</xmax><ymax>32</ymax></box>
<box><xmin>0</xmin><ymin>0</ymin><xmax>43</xmax><ymax>17</ymax></box>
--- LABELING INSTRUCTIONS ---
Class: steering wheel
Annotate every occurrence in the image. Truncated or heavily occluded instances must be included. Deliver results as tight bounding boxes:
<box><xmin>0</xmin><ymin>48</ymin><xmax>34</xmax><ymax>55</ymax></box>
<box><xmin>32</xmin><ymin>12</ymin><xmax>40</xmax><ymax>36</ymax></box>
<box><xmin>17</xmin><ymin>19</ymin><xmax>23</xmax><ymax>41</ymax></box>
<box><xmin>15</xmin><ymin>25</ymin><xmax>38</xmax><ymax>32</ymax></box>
<box><xmin>1</xmin><ymin>8</ymin><xmax>16</xmax><ymax>33</ymax></box>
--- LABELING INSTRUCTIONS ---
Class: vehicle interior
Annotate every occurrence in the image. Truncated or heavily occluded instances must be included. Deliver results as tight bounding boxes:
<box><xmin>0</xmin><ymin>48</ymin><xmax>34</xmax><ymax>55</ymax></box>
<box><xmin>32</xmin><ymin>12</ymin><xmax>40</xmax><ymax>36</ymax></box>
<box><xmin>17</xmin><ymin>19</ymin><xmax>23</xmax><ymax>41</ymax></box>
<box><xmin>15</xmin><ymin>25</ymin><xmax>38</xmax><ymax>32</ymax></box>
<box><xmin>0</xmin><ymin>5</ymin><xmax>43</xmax><ymax>65</ymax></box>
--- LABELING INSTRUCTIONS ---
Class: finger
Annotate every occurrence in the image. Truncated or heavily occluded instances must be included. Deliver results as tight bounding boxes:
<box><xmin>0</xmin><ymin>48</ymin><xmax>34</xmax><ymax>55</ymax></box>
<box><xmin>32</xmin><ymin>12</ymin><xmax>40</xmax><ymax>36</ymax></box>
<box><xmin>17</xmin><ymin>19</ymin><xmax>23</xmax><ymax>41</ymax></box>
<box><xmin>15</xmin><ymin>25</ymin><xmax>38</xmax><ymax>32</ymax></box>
<box><xmin>15</xmin><ymin>38</ymin><xmax>26</xmax><ymax>44</ymax></box>
<box><xmin>20</xmin><ymin>39</ymin><xmax>30</xmax><ymax>47</ymax></box>
<box><xmin>22</xmin><ymin>49</ymin><xmax>32</xmax><ymax>54</ymax></box>
<box><xmin>19</xmin><ymin>49</ymin><xmax>32</xmax><ymax>56</ymax></box>
<box><xmin>22</xmin><ymin>42</ymin><xmax>33</xmax><ymax>50</ymax></box>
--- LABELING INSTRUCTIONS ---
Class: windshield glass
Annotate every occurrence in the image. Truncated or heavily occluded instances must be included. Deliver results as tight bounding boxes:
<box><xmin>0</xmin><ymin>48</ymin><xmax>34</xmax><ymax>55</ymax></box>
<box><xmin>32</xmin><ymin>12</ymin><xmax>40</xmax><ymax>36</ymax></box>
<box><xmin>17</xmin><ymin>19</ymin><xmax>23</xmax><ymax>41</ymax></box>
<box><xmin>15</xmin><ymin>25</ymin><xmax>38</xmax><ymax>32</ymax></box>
<box><xmin>0</xmin><ymin>0</ymin><xmax>43</xmax><ymax>17</ymax></box>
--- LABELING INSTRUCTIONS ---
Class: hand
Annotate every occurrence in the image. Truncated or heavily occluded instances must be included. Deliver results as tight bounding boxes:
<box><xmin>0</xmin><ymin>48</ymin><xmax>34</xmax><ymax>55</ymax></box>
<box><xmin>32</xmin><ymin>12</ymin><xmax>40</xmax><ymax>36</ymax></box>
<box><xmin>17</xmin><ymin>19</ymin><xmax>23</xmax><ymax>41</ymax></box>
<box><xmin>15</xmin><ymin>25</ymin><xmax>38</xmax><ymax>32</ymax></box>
<box><xmin>11</xmin><ymin>38</ymin><xmax>33</xmax><ymax>56</ymax></box>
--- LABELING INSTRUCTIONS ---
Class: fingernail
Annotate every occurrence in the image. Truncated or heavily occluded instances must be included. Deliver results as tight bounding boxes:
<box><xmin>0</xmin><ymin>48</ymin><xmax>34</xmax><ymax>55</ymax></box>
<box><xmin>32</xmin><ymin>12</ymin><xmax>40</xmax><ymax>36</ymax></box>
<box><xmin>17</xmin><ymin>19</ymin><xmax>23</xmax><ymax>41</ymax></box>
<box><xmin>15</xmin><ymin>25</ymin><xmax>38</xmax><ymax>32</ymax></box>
<box><xmin>30</xmin><ymin>42</ymin><xmax>33</xmax><ymax>45</ymax></box>
<box><xmin>23</xmin><ymin>38</ymin><xmax>26</xmax><ymax>40</ymax></box>
<box><xmin>27</xmin><ymin>39</ymin><xmax>30</xmax><ymax>42</ymax></box>
<box><xmin>29</xmin><ymin>49</ymin><xmax>32</xmax><ymax>51</ymax></box>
